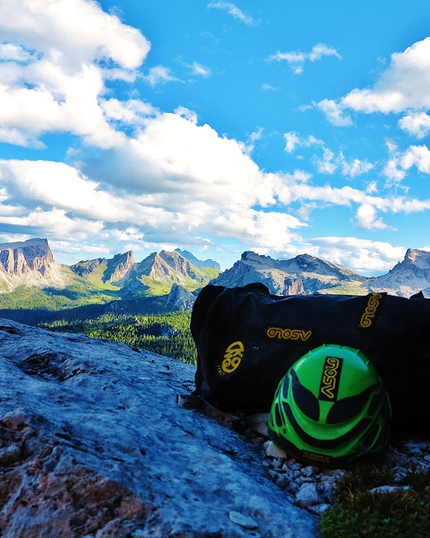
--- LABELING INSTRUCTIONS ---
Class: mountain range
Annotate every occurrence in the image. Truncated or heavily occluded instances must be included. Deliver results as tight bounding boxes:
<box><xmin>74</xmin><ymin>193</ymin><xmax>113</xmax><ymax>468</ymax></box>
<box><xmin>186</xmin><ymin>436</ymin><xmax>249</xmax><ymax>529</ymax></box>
<box><xmin>1</xmin><ymin>239</ymin><xmax>430</xmax><ymax>315</ymax></box>
<box><xmin>214</xmin><ymin>249</ymin><xmax>430</xmax><ymax>298</ymax></box>
<box><xmin>0</xmin><ymin>238</ymin><xmax>218</xmax><ymax>309</ymax></box>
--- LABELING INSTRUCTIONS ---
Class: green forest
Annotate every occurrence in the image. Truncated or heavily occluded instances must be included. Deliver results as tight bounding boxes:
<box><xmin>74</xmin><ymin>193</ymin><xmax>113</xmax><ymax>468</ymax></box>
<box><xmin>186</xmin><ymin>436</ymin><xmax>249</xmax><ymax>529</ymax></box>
<box><xmin>40</xmin><ymin>310</ymin><xmax>198</xmax><ymax>365</ymax></box>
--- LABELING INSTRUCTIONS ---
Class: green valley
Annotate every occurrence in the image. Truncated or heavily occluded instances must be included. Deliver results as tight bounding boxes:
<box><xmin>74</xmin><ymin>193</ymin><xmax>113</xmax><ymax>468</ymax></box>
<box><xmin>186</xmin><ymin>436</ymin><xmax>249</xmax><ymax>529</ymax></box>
<box><xmin>40</xmin><ymin>310</ymin><xmax>197</xmax><ymax>365</ymax></box>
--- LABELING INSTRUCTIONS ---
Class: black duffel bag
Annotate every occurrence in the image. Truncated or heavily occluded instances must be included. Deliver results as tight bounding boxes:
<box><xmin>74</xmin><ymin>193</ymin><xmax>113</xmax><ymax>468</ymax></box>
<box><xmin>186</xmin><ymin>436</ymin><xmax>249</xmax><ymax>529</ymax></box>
<box><xmin>190</xmin><ymin>283</ymin><xmax>430</xmax><ymax>434</ymax></box>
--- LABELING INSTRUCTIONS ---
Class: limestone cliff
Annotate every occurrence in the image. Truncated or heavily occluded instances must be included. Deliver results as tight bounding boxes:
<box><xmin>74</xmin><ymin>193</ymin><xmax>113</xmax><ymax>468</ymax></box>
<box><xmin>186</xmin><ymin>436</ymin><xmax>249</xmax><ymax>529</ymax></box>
<box><xmin>0</xmin><ymin>238</ymin><xmax>71</xmax><ymax>292</ymax></box>
<box><xmin>368</xmin><ymin>248</ymin><xmax>430</xmax><ymax>296</ymax></box>
<box><xmin>211</xmin><ymin>251</ymin><xmax>366</xmax><ymax>295</ymax></box>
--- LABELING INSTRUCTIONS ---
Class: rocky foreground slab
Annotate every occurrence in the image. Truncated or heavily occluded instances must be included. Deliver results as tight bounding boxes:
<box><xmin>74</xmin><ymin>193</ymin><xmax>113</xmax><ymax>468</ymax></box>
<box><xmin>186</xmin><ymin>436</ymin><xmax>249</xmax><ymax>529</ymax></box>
<box><xmin>0</xmin><ymin>320</ymin><xmax>320</xmax><ymax>537</ymax></box>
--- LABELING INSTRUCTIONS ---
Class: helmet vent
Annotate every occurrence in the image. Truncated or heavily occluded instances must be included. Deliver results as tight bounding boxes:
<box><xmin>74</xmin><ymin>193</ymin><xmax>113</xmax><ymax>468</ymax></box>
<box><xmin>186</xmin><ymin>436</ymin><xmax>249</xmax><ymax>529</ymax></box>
<box><xmin>291</xmin><ymin>369</ymin><xmax>320</xmax><ymax>421</ymax></box>
<box><xmin>326</xmin><ymin>384</ymin><xmax>378</xmax><ymax>424</ymax></box>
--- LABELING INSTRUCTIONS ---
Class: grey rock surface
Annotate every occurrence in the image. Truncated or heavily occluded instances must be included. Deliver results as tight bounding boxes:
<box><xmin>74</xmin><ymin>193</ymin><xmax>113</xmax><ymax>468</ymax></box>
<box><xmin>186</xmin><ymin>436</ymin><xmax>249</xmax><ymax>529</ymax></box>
<box><xmin>0</xmin><ymin>320</ymin><xmax>320</xmax><ymax>537</ymax></box>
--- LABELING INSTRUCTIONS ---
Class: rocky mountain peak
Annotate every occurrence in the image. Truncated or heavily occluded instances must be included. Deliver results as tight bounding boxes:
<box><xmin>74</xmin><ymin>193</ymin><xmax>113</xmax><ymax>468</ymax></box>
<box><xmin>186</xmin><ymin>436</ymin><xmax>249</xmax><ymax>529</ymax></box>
<box><xmin>165</xmin><ymin>283</ymin><xmax>197</xmax><ymax>310</ymax></box>
<box><xmin>175</xmin><ymin>249</ymin><xmax>221</xmax><ymax>270</ymax></box>
<box><xmin>240</xmin><ymin>251</ymin><xmax>275</xmax><ymax>267</ymax></box>
<box><xmin>147</xmin><ymin>250</ymin><xmax>202</xmax><ymax>282</ymax></box>
<box><xmin>212</xmin><ymin>250</ymin><xmax>366</xmax><ymax>295</ymax></box>
<box><xmin>403</xmin><ymin>248</ymin><xmax>430</xmax><ymax>269</ymax></box>
<box><xmin>0</xmin><ymin>238</ymin><xmax>70</xmax><ymax>293</ymax></box>
<box><xmin>0</xmin><ymin>238</ymin><xmax>53</xmax><ymax>276</ymax></box>
<box><xmin>103</xmin><ymin>250</ymin><xmax>135</xmax><ymax>283</ymax></box>
<box><xmin>369</xmin><ymin>248</ymin><xmax>430</xmax><ymax>296</ymax></box>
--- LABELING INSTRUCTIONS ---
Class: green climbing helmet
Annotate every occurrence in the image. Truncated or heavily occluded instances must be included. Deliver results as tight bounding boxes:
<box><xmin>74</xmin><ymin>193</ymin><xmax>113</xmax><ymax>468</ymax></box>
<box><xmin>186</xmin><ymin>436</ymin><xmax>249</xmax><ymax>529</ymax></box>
<box><xmin>267</xmin><ymin>344</ymin><xmax>391</xmax><ymax>468</ymax></box>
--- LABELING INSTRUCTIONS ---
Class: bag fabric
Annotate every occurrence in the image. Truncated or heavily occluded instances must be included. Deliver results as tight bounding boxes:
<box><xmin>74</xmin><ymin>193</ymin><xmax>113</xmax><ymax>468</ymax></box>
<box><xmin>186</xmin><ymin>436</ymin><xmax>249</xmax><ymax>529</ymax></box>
<box><xmin>191</xmin><ymin>283</ymin><xmax>430</xmax><ymax>434</ymax></box>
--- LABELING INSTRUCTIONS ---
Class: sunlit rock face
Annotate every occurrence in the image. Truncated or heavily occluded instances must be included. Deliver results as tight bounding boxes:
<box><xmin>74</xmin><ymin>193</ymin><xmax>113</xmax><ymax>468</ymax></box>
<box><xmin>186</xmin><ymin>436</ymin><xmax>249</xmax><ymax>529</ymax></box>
<box><xmin>0</xmin><ymin>238</ymin><xmax>69</xmax><ymax>292</ymax></box>
<box><xmin>0</xmin><ymin>320</ymin><xmax>319</xmax><ymax>538</ymax></box>
<box><xmin>0</xmin><ymin>238</ymin><xmax>54</xmax><ymax>276</ymax></box>
<box><xmin>210</xmin><ymin>250</ymin><xmax>367</xmax><ymax>295</ymax></box>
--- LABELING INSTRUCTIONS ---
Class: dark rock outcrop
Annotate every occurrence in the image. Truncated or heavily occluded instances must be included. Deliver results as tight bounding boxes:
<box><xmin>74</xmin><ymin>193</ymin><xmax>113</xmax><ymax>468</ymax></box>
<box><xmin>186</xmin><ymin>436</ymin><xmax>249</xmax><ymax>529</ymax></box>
<box><xmin>0</xmin><ymin>320</ymin><xmax>320</xmax><ymax>537</ymax></box>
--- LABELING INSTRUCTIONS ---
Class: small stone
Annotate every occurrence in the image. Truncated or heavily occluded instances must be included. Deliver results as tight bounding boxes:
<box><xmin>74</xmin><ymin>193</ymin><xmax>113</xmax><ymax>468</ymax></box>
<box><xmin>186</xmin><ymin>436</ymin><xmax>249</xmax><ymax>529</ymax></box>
<box><xmin>229</xmin><ymin>511</ymin><xmax>259</xmax><ymax>530</ymax></box>
<box><xmin>263</xmin><ymin>440</ymin><xmax>287</xmax><ymax>458</ymax></box>
<box><xmin>403</xmin><ymin>443</ymin><xmax>424</xmax><ymax>456</ymax></box>
<box><xmin>308</xmin><ymin>503</ymin><xmax>330</xmax><ymax>515</ymax></box>
<box><xmin>276</xmin><ymin>475</ymin><xmax>289</xmax><ymax>488</ymax></box>
<box><xmin>295</xmin><ymin>483</ymin><xmax>324</xmax><ymax>507</ymax></box>
<box><xmin>302</xmin><ymin>466</ymin><xmax>316</xmax><ymax>477</ymax></box>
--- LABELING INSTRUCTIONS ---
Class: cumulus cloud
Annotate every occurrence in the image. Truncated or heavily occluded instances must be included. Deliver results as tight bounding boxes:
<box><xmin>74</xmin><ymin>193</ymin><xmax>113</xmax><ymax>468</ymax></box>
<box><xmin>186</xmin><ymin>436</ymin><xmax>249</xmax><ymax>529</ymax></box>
<box><xmin>355</xmin><ymin>203</ymin><xmax>390</xmax><ymax>230</ymax></box>
<box><xmin>0</xmin><ymin>0</ymin><xmax>150</xmax><ymax>148</ymax></box>
<box><xmin>0</xmin><ymin>43</ymin><xmax>35</xmax><ymax>62</ymax></box>
<box><xmin>253</xmin><ymin>236</ymin><xmax>408</xmax><ymax>276</ymax></box>
<box><xmin>269</xmin><ymin>43</ymin><xmax>341</xmax><ymax>74</ymax></box>
<box><xmin>207</xmin><ymin>2</ymin><xmax>256</xmax><ymax>25</ymax></box>
<box><xmin>398</xmin><ymin>112</ymin><xmax>430</xmax><ymax>138</ymax></box>
<box><xmin>318</xmin><ymin>36</ymin><xmax>430</xmax><ymax>131</ymax></box>
<box><xmin>0</xmin><ymin>0</ymin><xmax>150</xmax><ymax>70</ymax></box>
<box><xmin>306</xmin><ymin>237</ymin><xmax>407</xmax><ymax>275</ymax></box>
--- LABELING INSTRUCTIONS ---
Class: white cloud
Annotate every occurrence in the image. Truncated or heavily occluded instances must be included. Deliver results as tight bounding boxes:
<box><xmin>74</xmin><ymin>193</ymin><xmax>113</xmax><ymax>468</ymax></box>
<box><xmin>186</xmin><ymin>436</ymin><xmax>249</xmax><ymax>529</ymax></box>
<box><xmin>142</xmin><ymin>66</ymin><xmax>179</xmax><ymax>87</ymax></box>
<box><xmin>285</xmin><ymin>132</ymin><xmax>373</xmax><ymax>177</ymax></box>
<box><xmin>284</xmin><ymin>132</ymin><xmax>324</xmax><ymax>153</ymax></box>
<box><xmin>190</xmin><ymin>62</ymin><xmax>212</xmax><ymax>78</ymax></box>
<box><xmin>315</xmin><ymin>147</ymin><xmax>337</xmax><ymax>174</ymax></box>
<box><xmin>339</xmin><ymin>153</ymin><xmax>374</xmax><ymax>177</ymax></box>
<box><xmin>0</xmin><ymin>160</ymin><xmax>131</xmax><ymax>222</ymax></box>
<box><xmin>355</xmin><ymin>203</ymin><xmax>390</xmax><ymax>230</ymax></box>
<box><xmin>383</xmin><ymin>144</ymin><xmax>430</xmax><ymax>182</ymax></box>
<box><xmin>0</xmin><ymin>0</ymin><xmax>150</xmax><ymax>148</ymax></box>
<box><xmin>100</xmin><ymin>98</ymin><xmax>158</xmax><ymax>126</ymax></box>
<box><xmin>269</xmin><ymin>43</ymin><xmax>341</xmax><ymax>74</ymax></box>
<box><xmin>306</xmin><ymin>237</ymin><xmax>407</xmax><ymax>275</ymax></box>
<box><xmin>316</xmin><ymin>99</ymin><xmax>353</xmax><ymax>126</ymax></box>
<box><xmin>318</xmin><ymin>36</ymin><xmax>430</xmax><ymax>130</ymax></box>
<box><xmin>253</xmin><ymin>237</ymin><xmax>407</xmax><ymax>276</ymax></box>
<box><xmin>207</xmin><ymin>2</ymin><xmax>255</xmax><ymax>25</ymax></box>
<box><xmin>399</xmin><ymin>112</ymin><xmax>430</xmax><ymax>138</ymax></box>
<box><xmin>0</xmin><ymin>0</ymin><xmax>150</xmax><ymax>71</ymax></box>
<box><xmin>261</xmin><ymin>83</ymin><xmax>278</xmax><ymax>91</ymax></box>
<box><xmin>0</xmin><ymin>43</ymin><xmax>35</xmax><ymax>62</ymax></box>
<box><xmin>284</xmin><ymin>132</ymin><xmax>301</xmax><ymax>153</ymax></box>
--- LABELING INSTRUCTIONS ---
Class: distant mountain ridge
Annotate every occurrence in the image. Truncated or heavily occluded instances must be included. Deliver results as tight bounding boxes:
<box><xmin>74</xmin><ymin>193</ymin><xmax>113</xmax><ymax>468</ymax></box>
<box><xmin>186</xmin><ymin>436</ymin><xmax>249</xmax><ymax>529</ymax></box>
<box><xmin>1</xmin><ymin>239</ymin><xmax>430</xmax><ymax>312</ymax></box>
<box><xmin>209</xmin><ymin>249</ymin><xmax>430</xmax><ymax>298</ymax></box>
<box><xmin>175</xmin><ymin>249</ymin><xmax>220</xmax><ymax>270</ymax></box>
<box><xmin>0</xmin><ymin>239</ymin><xmax>219</xmax><ymax>311</ymax></box>
<box><xmin>211</xmin><ymin>251</ymin><xmax>368</xmax><ymax>296</ymax></box>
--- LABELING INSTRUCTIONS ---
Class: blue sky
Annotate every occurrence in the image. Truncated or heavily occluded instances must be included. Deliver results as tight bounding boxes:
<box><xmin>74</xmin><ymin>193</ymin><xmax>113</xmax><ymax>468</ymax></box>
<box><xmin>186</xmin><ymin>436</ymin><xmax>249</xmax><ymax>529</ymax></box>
<box><xmin>1</xmin><ymin>1</ymin><xmax>430</xmax><ymax>274</ymax></box>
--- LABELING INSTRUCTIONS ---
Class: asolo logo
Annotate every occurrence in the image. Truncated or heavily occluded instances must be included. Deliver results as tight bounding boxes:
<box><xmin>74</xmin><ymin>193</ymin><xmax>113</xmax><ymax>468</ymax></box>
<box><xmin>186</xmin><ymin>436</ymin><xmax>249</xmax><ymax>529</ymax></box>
<box><xmin>218</xmin><ymin>341</ymin><xmax>244</xmax><ymax>375</ymax></box>
<box><xmin>359</xmin><ymin>293</ymin><xmax>383</xmax><ymax>328</ymax></box>
<box><xmin>319</xmin><ymin>357</ymin><xmax>343</xmax><ymax>401</ymax></box>
<box><xmin>301</xmin><ymin>451</ymin><xmax>331</xmax><ymax>465</ymax></box>
<box><xmin>267</xmin><ymin>327</ymin><xmax>312</xmax><ymax>341</ymax></box>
